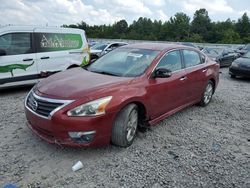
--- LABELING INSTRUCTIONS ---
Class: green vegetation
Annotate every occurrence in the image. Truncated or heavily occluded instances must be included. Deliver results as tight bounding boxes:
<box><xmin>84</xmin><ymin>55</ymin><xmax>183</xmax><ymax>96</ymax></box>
<box><xmin>63</xmin><ymin>8</ymin><xmax>250</xmax><ymax>44</ymax></box>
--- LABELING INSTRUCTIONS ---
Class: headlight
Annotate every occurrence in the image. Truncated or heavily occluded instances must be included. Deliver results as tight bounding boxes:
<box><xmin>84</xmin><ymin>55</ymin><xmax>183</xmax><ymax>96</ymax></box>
<box><xmin>67</xmin><ymin>96</ymin><xmax>112</xmax><ymax>117</ymax></box>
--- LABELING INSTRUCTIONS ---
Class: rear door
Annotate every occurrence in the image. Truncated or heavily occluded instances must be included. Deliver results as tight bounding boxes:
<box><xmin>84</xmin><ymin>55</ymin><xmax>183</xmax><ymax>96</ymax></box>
<box><xmin>147</xmin><ymin>50</ymin><xmax>188</xmax><ymax>119</ymax></box>
<box><xmin>0</xmin><ymin>32</ymin><xmax>38</xmax><ymax>86</ymax></box>
<box><xmin>182</xmin><ymin>49</ymin><xmax>208</xmax><ymax>101</ymax></box>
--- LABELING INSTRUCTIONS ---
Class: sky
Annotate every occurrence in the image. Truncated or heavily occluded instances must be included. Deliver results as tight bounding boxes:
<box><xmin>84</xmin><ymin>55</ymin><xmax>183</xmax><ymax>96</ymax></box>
<box><xmin>0</xmin><ymin>0</ymin><xmax>250</xmax><ymax>26</ymax></box>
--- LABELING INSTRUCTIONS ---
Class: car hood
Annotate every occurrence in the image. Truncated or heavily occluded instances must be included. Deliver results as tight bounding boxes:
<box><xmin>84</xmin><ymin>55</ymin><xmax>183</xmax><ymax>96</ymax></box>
<box><xmin>36</xmin><ymin>68</ymin><xmax>134</xmax><ymax>99</ymax></box>
<box><xmin>234</xmin><ymin>57</ymin><xmax>250</xmax><ymax>67</ymax></box>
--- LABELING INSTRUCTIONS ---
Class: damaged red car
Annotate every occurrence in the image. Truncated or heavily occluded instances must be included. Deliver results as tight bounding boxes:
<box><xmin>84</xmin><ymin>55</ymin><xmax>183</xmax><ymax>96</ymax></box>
<box><xmin>25</xmin><ymin>43</ymin><xmax>219</xmax><ymax>147</ymax></box>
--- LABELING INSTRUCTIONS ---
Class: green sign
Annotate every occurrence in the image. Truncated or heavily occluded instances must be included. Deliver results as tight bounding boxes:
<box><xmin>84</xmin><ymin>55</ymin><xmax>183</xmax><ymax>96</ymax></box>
<box><xmin>36</xmin><ymin>33</ymin><xmax>83</xmax><ymax>52</ymax></box>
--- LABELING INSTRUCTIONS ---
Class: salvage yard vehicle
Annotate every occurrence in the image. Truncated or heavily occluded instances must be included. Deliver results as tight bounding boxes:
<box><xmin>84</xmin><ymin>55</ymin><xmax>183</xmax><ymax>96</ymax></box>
<box><xmin>235</xmin><ymin>43</ymin><xmax>250</xmax><ymax>55</ymax></box>
<box><xmin>229</xmin><ymin>50</ymin><xmax>250</xmax><ymax>78</ymax></box>
<box><xmin>90</xmin><ymin>41</ymin><xmax>128</xmax><ymax>62</ymax></box>
<box><xmin>202</xmin><ymin>47</ymin><xmax>239</xmax><ymax>67</ymax></box>
<box><xmin>0</xmin><ymin>25</ymin><xmax>89</xmax><ymax>88</ymax></box>
<box><xmin>25</xmin><ymin>43</ymin><xmax>220</xmax><ymax>148</ymax></box>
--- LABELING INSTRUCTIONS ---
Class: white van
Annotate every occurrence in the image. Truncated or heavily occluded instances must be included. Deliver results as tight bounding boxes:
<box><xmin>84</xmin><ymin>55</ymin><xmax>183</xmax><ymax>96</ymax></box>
<box><xmin>0</xmin><ymin>25</ymin><xmax>89</xmax><ymax>88</ymax></box>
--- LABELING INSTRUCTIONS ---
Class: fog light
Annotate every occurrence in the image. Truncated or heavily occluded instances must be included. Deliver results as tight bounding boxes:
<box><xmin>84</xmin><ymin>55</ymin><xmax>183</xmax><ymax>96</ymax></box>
<box><xmin>68</xmin><ymin>131</ymin><xmax>96</xmax><ymax>143</ymax></box>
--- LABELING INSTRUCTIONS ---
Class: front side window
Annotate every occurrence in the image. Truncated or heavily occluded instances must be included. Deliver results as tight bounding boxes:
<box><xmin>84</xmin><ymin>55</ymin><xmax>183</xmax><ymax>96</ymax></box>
<box><xmin>88</xmin><ymin>48</ymin><xmax>159</xmax><ymax>77</ymax></box>
<box><xmin>156</xmin><ymin>50</ymin><xmax>182</xmax><ymax>72</ymax></box>
<box><xmin>0</xmin><ymin>33</ymin><xmax>32</xmax><ymax>55</ymax></box>
<box><xmin>183</xmin><ymin>50</ymin><xmax>202</xmax><ymax>68</ymax></box>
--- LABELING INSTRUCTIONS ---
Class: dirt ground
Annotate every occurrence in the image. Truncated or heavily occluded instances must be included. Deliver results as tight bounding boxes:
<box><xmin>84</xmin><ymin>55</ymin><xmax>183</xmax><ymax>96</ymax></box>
<box><xmin>0</xmin><ymin>68</ymin><xmax>250</xmax><ymax>188</ymax></box>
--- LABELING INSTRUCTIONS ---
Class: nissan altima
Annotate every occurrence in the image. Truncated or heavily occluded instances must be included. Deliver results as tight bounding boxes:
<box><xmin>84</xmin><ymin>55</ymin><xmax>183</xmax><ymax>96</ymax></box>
<box><xmin>25</xmin><ymin>43</ymin><xmax>220</xmax><ymax>147</ymax></box>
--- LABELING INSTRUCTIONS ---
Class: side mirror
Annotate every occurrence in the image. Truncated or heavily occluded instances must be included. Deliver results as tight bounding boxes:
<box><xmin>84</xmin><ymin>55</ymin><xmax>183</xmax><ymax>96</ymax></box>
<box><xmin>152</xmin><ymin>68</ymin><xmax>172</xmax><ymax>78</ymax></box>
<box><xmin>0</xmin><ymin>49</ymin><xmax>6</xmax><ymax>56</ymax></box>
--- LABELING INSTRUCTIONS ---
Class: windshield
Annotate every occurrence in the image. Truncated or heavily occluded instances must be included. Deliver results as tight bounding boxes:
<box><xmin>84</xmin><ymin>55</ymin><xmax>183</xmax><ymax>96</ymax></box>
<box><xmin>87</xmin><ymin>48</ymin><xmax>159</xmax><ymax>77</ymax></box>
<box><xmin>242</xmin><ymin>51</ymin><xmax>250</xmax><ymax>58</ymax></box>
<box><xmin>91</xmin><ymin>43</ymin><xmax>108</xmax><ymax>50</ymax></box>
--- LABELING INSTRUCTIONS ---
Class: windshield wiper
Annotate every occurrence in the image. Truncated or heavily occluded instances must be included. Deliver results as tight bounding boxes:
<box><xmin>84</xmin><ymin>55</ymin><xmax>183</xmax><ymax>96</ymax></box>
<box><xmin>89</xmin><ymin>70</ymin><xmax>119</xmax><ymax>76</ymax></box>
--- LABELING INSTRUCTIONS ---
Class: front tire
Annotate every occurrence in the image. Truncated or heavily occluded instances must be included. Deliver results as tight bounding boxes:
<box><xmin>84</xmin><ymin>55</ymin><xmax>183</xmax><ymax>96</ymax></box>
<box><xmin>199</xmin><ymin>80</ymin><xmax>214</xmax><ymax>107</ymax></box>
<box><xmin>111</xmin><ymin>104</ymin><xmax>138</xmax><ymax>147</ymax></box>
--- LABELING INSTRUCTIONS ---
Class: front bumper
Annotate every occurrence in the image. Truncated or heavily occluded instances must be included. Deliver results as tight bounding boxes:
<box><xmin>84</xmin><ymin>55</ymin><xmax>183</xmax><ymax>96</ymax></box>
<box><xmin>25</xmin><ymin>107</ymin><xmax>116</xmax><ymax>147</ymax></box>
<box><xmin>229</xmin><ymin>66</ymin><xmax>250</xmax><ymax>78</ymax></box>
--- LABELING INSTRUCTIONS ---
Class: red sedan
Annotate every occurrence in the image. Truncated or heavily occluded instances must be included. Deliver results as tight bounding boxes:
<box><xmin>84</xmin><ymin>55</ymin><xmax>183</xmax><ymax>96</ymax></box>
<box><xmin>25</xmin><ymin>43</ymin><xmax>219</xmax><ymax>147</ymax></box>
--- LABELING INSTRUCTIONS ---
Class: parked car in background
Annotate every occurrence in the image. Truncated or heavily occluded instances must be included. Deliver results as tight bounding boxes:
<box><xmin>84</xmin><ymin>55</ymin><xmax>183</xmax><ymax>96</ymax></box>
<box><xmin>25</xmin><ymin>43</ymin><xmax>219</xmax><ymax>148</ymax></box>
<box><xmin>217</xmin><ymin>48</ymin><xmax>241</xmax><ymax>67</ymax></box>
<box><xmin>201</xmin><ymin>47</ymin><xmax>219</xmax><ymax>60</ymax></box>
<box><xmin>229</xmin><ymin>50</ymin><xmax>250</xmax><ymax>78</ymax></box>
<box><xmin>0</xmin><ymin>25</ymin><xmax>89</xmax><ymax>88</ymax></box>
<box><xmin>235</xmin><ymin>43</ymin><xmax>250</xmax><ymax>55</ymax></box>
<box><xmin>202</xmin><ymin>47</ymin><xmax>239</xmax><ymax>67</ymax></box>
<box><xmin>88</xmin><ymin>41</ymin><xmax>98</xmax><ymax>47</ymax></box>
<box><xmin>90</xmin><ymin>42</ymin><xmax>128</xmax><ymax>62</ymax></box>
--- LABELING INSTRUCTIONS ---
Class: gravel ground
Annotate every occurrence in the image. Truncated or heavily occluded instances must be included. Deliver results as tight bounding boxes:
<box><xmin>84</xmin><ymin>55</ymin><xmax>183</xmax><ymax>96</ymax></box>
<box><xmin>0</xmin><ymin>68</ymin><xmax>250</xmax><ymax>188</ymax></box>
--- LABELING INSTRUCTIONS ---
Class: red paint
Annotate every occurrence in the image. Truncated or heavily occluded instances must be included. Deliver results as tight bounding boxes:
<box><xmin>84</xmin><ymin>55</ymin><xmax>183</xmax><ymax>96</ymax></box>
<box><xmin>25</xmin><ymin>44</ymin><xmax>219</xmax><ymax>147</ymax></box>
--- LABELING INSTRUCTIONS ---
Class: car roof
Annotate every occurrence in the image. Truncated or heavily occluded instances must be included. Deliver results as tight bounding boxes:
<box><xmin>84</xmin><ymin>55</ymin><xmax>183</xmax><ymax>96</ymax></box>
<box><xmin>121</xmin><ymin>42</ymin><xmax>192</xmax><ymax>51</ymax></box>
<box><xmin>106</xmin><ymin>42</ymin><xmax>128</xmax><ymax>45</ymax></box>
<box><xmin>0</xmin><ymin>25</ymin><xmax>85</xmax><ymax>33</ymax></box>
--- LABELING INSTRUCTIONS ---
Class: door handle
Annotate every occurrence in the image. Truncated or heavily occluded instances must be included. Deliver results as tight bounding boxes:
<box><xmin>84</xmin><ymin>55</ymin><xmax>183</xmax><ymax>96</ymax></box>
<box><xmin>180</xmin><ymin>76</ymin><xmax>187</xmax><ymax>81</ymax></box>
<box><xmin>23</xmin><ymin>58</ymin><xmax>33</xmax><ymax>62</ymax></box>
<box><xmin>202</xmin><ymin>69</ymin><xmax>207</xmax><ymax>73</ymax></box>
<box><xmin>41</xmin><ymin>56</ymin><xmax>50</xmax><ymax>60</ymax></box>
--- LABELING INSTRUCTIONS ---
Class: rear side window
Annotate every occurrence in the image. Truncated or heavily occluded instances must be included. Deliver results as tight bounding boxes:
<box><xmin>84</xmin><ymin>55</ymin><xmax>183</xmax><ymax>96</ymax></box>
<box><xmin>183</xmin><ymin>50</ymin><xmax>202</xmax><ymax>68</ymax></box>
<box><xmin>0</xmin><ymin>33</ymin><xmax>32</xmax><ymax>55</ymax></box>
<box><xmin>34</xmin><ymin>33</ymin><xmax>83</xmax><ymax>53</ymax></box>
<box><xmin>156</xmin><ymin>50</ymin><xmax>182</xmax><ymax>72</ymax></box>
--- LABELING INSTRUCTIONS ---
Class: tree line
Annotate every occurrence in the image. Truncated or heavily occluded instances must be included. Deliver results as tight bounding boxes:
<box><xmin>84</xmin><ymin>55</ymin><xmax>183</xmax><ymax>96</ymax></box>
<box><xmin>63</xmin><ymin>8</ymin><xmax>250</xmax><ymax>44</ymax></box>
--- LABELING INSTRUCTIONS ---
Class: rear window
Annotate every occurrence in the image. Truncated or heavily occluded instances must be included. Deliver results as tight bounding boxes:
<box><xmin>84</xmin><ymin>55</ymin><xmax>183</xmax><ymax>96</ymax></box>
<box><xmin>156</xmin><ymin>50</ymin><xmax>182</xmax><ymax>72</ymax></box>
<box><xmin>0</xmin><ymin>33</ymin><xmax>32</xmax><ymax>55</ymax></box>
<box><xmin>183</xmin><ymin>50</ymin><xmax>202</xmax><ymax>68</ymax></box>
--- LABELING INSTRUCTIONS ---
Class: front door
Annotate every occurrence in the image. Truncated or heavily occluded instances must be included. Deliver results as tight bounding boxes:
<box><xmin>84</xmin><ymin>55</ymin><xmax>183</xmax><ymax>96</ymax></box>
<box><xmin>0</xmin><ymin>32</ymin><xmax>38</xmax><ymax>86</ymax></box>
<box><xmin>147</xmin><ymin>50</ymin><xmax>188</xmax><ymax>119</ymax></box>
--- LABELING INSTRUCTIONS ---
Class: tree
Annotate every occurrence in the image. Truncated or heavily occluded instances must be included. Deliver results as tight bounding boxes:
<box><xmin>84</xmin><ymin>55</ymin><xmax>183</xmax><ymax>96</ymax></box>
<box><xmin>114</xmin><ymin>20</ymin><xmax>128</xmax><ymax>34</ymax></box>
<box><xmin>191</xmin><ymin>8</ymin><xmax>212</xmax><ymax>42</ymax></box>
<box><xmin>185</xmin><ymin>34</ymin><xmax>204</xmax><ymax>43</ymax></box>
<box><xmin>63</xmin><ymin>8</ymin><xmax>247</xmax><ymax>44</ymax></box>
<box><xmin>220</xmin><ymin>29</ymin><xmax>241</xmax><ymax>44</ymax></box>
<box><xmin>77</xmin><ymin>21</ymin><xmax>88</xmax><ymax>30</ymax></box>
<box><xmin>236</xmin><ymin>13</ymin><xmax>250</xmax><ymax>41</ymax></box>
<box><xmin>167</xmin><ymin>12</ymin><xmax>190</xmax><ymax>41</ymax></box>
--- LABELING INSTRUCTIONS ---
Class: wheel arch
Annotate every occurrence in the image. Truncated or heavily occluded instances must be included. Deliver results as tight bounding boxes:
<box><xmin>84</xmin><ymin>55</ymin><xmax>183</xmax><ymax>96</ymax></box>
<box><xmin>67</xmin><ymin>64</ymin><xmax>79</xmax><ymax>69</ymax></box>
<box><xmin>114</xmin><ymin>99</ymin><xmax>148</xmax><ymax>126</ymax></box>
<box><xmin>209</xmin><ymin>78</ymin><xmax>216</xmax><ymax>94</ymax></box>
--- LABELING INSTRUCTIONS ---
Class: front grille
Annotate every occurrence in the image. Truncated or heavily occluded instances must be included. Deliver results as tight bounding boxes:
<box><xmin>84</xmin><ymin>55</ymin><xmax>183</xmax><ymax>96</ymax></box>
<box><xmin>26</xmin><ymin>92</ymin><xmax>65</xmax><ymax>118</ymax></box>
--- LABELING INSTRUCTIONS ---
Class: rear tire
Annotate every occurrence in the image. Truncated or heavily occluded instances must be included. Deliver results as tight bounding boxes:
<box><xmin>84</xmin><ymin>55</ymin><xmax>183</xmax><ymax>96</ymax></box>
<box><xmin>111</xmin><ymin>104</ymin><xmax>138</xmax><ymax>147</ymax></box>
<box><xmin>199</xmin><ymin>80</ymin><xmax>214</xmax><ymax>107</ymax></box>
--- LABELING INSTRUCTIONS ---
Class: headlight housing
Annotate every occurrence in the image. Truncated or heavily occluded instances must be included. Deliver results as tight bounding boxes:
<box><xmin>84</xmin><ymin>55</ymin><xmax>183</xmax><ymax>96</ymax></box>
<box><xmin>67</xmin><ymin>96</ymin><xmax>112</xmax><ymax>117</ymax></box>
